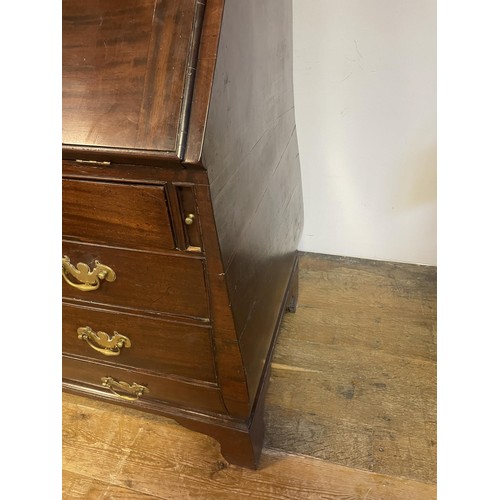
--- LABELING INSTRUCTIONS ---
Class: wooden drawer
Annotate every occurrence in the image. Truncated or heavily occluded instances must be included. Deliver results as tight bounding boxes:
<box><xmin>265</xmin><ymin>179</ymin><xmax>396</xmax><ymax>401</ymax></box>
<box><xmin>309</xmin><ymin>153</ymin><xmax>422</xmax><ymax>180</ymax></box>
<box><xmin>62</xmin><ymin>241</ymin><xmax>209</xmax><ymax>320</ymax></box>
<box><xmin>63</xmin><ymin>179</ymin><xmax>175</xmax><ymax>252</ymax></box>
<box><xmin>62</xmin><ymin>303</ymin><xmax>216</xmax><ymax>382</ymax></box>
<box><xmin>63</xmin><ymin>356</ymin><xmax>227</xmax><ymax>415</ymax></box>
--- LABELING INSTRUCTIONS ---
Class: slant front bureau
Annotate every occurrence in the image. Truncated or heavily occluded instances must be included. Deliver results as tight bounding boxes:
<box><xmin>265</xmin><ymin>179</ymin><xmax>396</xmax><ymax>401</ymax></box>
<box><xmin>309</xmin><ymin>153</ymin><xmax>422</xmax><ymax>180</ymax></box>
<box><xmin>62</xmin><ymin>0</ymin><xmax>303</xmax><ymax>468</ymax></box>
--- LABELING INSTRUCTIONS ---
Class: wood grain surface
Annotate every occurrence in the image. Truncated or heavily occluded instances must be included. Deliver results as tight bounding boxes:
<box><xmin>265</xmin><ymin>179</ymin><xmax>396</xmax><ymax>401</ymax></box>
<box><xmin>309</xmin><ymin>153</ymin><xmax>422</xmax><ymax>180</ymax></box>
<box><xmin>62</xmin><ymin>242</ymin><xmax>209</xmax><ymax>320</ymax></box>
<box><xmin>63</xmin><ymin>355</ymin><xmax>226</xmax><ymax>415</ymax></box>
<box><xmin>265</xmin><ymin>254</ymin><xmax>436</xmax><ymax>484</ymax></box>
<box><xmin>62</xmin><ymin>180</ymin><xmax>175</xmax><ymax>252</ymax></box>
<box><xmin>62</xmin><ymin>303</ymin><xmax>216</xmax><ymax>382</ymax></box>
<box><xmin>62</xmin><ymin>0</ymin><xmax>303</xmax><ymax>471</ymax></box>
<box><xmin>62</xmin><ymin>0</ymin><xmax>199</xmax><ymax>156</ymax></box>
<box><xmin>202</xmin><ymin>0</ymin><xmax>304</xmax><ymax>407</ymax></box>
<box><xmin>63</xmin><ymin>253</ymin><xmax>437</xmax><ymax>498</ymax></box>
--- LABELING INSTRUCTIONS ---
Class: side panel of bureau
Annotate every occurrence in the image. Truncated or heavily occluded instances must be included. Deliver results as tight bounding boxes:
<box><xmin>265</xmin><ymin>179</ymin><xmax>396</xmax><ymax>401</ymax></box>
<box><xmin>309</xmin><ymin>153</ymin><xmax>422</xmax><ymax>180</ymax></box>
<box><xmin>202</xmin><ymin>0</ymin><xmax>304</xmax><ymax>404</ymax></box>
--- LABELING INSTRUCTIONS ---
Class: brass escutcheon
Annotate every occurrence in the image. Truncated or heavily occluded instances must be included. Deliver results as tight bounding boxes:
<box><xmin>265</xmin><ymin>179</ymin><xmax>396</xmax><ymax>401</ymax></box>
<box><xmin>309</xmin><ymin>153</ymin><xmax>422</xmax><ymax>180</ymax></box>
<box><xmin>77</xmin><ymin>326</ymin><xmax>131</xmax><ymax>356</ymax></box>
<box><xmin>101</xmin><ymin>377</ymin><xmax>149</xmax><ymax>401</ymax></box>
<box><xmin>62</xmin><ymin>256</ymin><xmax>116</xmax><ymax>291</ymax></box>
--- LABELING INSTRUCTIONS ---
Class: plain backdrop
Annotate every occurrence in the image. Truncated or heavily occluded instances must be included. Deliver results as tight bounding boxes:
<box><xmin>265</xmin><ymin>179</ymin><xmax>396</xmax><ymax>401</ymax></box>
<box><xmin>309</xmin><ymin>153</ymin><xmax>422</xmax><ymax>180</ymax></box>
<box><xmin>293</xmin><ymin>0</ymin><xmax>436</xmax><ymax>265</ymax></box>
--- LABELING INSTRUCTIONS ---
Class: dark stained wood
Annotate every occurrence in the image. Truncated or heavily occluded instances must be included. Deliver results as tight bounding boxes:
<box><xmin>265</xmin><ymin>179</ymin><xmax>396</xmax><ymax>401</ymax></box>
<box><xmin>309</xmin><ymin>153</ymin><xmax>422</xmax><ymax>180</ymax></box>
<box><xmin>175</xmin><ymin>0</ymin><xmax>207</xmax><ymax>159</ymax></box>
<box><xmin>62</xmin><ymin>241</ymin><xmax>210</xmax><ymax>320</ymax></box>
<box><xmin>183</xmin><ymin>0</ymin><xmax>225</xmax><ymax>166</ymax></box>
<box><xmin>164</xmin><ymin>183</ymin><xmax>205</xmax><ymax>252</ymax></box>
<box><xmin>63</xmin><ymin>179</ymin><xmax>175</xmax><ymax>252</ymax></box>
<box><xmin>62</xmin><ymin>0</ymin><xmax>303</xmax><ymax>469</ymax></box>
<box><xmin>62</xmin><ymin>159</ymin><xmax>209</xmax><ymax>186</ymax></box>
<box><xmin>62</xmin><ymin>0</ymin><xmax>200</xmax><ymax>160</ymax></box>
<box><xmin>63</xmin><ymin>356</ymin><xmax>226</xmax><ymax>415</ymax></box>
<box><xmin>164</xmin><ymin>183</ymin><xmax>189</xmax><ymax>251</ymax></box>
<box><xmin>232</xmin><ymin>173</ymin><xmax>302</xmax><ymax>402</ymax></box>
<box><xmin>62</xmin><ymin>303</ymin><xmax>216</xmax><ymax>382</ymax></box>
<box><xmin>179</xmin><ymin>417</ymin><xmax>264</xmax><ymax>469</ymax></box>
<box><xmin>191</xmin><ymin>184</ymin><xmax>250</xmax><ymax>419</ymax></box>
<box><xmin>176</xmin><ymin>185</ymin><xmax>204</xmax><ymax>251</ymax></box>
<box><xmin>201</xmin><ymin>0</ymin><xmax>304</xmax><ymax>404</ymax></box>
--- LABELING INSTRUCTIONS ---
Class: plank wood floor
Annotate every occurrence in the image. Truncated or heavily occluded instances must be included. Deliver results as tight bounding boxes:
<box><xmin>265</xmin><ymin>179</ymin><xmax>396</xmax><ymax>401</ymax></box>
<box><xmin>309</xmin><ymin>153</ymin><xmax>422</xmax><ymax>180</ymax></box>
<box><xmin>63</xmin><ymin>252</ymin><xmax>437</xmax><ymax>499</ymax></box>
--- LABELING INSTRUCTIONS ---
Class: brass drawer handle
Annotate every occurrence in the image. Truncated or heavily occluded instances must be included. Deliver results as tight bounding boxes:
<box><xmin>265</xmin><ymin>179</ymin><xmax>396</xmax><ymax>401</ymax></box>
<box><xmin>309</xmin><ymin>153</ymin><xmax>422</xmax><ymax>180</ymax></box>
<box><xmin>77</xmin><ymin>326</ymin><xmax>131</xmax><ymax>356</ymax></box>
<box><xmin>101</xmin><ymin>377</ymin><xmax>149</xmax><ymax>401</ymax></box>
<box><xmin>62</xmin><ymin>256</ymin><xmax>116</xmax><ymax>292</ymax></box>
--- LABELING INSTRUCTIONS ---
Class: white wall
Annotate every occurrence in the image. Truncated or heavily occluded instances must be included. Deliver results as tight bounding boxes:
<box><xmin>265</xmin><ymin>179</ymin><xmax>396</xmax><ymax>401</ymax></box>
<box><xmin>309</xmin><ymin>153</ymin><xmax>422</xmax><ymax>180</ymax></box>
<box><xmin>293</xmin><ymin>0</ymin><xmax>436</xmax><ymax>265</ymax></box>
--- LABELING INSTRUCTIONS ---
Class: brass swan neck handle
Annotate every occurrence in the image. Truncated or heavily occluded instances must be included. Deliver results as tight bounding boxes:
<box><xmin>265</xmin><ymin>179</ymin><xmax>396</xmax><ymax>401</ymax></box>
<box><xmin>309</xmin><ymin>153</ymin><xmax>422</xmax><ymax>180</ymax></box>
<box><xmin>77</xmin><ymin>326</ymin><xmax>131</xmax><ymax>356</ymax></box>
<box><xmin>101</xmin><ymin>377</ymin><xmax>148</xmax><ymax>401</ymax></box>
<box><xmin>62</xmin><ymin>256</ymin><xmax>116</xmax><ymax>291</ymax></box>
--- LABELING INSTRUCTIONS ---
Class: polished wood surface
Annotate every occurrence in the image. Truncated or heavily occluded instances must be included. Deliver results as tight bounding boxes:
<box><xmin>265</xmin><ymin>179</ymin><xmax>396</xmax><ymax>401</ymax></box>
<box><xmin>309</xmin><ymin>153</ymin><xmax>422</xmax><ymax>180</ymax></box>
<box><xmin>62</xmin><ymin>241</ymin><xmax>209</xmax><ymax>320</ymax></box>
<box><xmin>62</xmin><ymin>256</ymin><xmax>299</xmax><ymax>469</ymax></box>
<box><xmin>203</xmin><ymin>0</ymin><xmax>304</xmax><ymax>406</ymax></box>
<box><xmin>63</xmin><ymin>179</ymin><xmax>175</xmax><ymax>252</ymax></box>
<box><xmin>62</xmin><ymin>0</ymin><xmax>304</xmax><ymax>468</ymax></box>
<box><xmin>62</xmin><ymin>159</ymin><xmax>209</xmax><ymax>185</ymax></box>
<box><xmin>183</xmin><ymin>0</ymin><xmax>224</xmax><ymax>166</ymax></box>
<box><xmin>189</xmin><ymin>183</ymin><xmax>251</xmax><ymax>420</ymax></box>
<box><xmin>62</xmin><ymin>303</ymin><xmax>216</xmax><ymax>382</ymax></box>
<box><xmin>62</xmin><ymin>0</ymin><xmax>200</xmax><ymax>158</ymax></box>
<box><xmin>63</xmin><ymin>253</ymin><xmax>437</xmax><ymax>498</ymax></box>
<box><xmin>62</xmin><ymin>242</ymin><xmax>209</xmax><ymax>320</ymax></box>
<box><xmin>63</xmin><ymin>356</ymin><xmax>226</xmax><ymax>414</ymax></box>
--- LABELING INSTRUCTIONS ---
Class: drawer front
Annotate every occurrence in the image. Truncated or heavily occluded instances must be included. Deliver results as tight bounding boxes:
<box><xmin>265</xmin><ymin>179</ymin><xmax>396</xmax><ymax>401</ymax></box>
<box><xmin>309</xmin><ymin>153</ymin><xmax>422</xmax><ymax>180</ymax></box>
<box><xmin>63</xmin><ymin>179</ymin><xmax>175</xmax><ymax>252</ymax></box>
<box><xmin>63</xmin><ymin>356</ymin><xmax>227</xmax><ymax>415</ymax></box>
<box><xmin>62</xmin><ymin>242</ymin><xmax>209</xmax><ymax>320</ymax></box>
<box><xmin>63</xmin><ymin>303</ymin><xmax>216</xmax><ymax>382</ymax></box>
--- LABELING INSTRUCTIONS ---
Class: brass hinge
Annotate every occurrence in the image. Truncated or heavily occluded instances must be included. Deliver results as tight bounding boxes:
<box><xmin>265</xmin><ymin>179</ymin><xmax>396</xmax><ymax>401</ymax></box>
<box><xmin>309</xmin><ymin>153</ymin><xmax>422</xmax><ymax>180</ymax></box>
<box><xmin>75</xmin><ymin>159</ymin><xmax>111</xmax><ymax>166</ymax></box>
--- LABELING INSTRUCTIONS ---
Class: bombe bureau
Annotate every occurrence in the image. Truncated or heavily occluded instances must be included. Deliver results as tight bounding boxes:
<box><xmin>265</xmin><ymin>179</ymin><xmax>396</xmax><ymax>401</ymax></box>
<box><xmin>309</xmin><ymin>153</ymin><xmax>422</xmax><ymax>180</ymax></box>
<box><xmin>62</xmin><ymin>0</ymin><xmax>303</xmax><ymax>468</ymax></box>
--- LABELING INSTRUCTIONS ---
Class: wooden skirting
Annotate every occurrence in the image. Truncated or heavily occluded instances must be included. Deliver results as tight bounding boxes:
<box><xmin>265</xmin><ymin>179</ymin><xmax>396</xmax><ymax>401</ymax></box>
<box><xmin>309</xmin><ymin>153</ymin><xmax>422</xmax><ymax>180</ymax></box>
<box><xmin>63</xmin><ymin>252</ymin><xmax>437</xmax><ymax>499</ymax></box>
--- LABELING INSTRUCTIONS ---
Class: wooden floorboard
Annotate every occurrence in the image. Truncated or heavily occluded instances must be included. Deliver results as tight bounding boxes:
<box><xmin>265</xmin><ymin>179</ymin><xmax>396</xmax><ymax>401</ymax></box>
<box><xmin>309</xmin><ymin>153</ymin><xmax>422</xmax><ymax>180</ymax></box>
<box><xmin>63</xmin><ymin>470</ymin><xmax>164</xmax><ymax>500</ymax></box>
<box><xmin>63</xmin><ymin>252</ymin><xmax>437</xmax><ymax>499</ymax></box>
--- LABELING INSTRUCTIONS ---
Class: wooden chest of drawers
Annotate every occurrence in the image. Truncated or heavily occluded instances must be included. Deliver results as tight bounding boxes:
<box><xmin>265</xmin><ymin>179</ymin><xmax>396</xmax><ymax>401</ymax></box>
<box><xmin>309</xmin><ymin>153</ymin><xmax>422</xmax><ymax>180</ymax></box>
<box><xmin>62</xmin><ymin>0</ymin><xmax>303</xmax><ymax>468</ymax></box>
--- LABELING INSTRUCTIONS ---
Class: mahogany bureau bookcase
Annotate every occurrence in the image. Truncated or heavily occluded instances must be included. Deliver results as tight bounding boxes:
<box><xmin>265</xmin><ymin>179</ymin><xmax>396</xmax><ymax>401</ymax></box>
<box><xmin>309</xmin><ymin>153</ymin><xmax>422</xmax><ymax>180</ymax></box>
<box><xmin>62</xmin><ymin>0</ymin><xmax>303</xmax><ymax>468</ymax></box>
